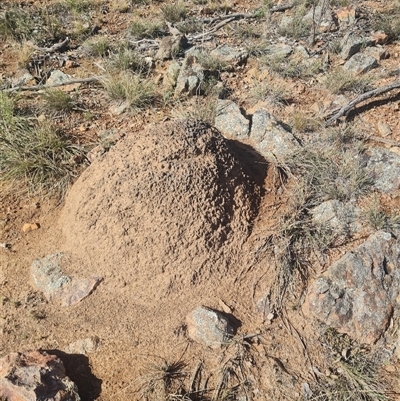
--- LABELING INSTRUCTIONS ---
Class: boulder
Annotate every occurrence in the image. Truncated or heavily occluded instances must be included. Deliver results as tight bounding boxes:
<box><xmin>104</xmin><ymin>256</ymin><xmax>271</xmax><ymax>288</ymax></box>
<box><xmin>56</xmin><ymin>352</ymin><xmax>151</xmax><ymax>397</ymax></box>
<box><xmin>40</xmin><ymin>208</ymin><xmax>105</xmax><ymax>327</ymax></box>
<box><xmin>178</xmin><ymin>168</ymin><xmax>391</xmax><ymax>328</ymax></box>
<box><xmin>0</xmin><ymin>350</ymin><xmax>80</xmax><ymax>401</ymax></box>
<box><xmin>175</xmin><ymin>54</ymin><xmax>204</xmax><ymax>96</ymax></box>
<box><xmin>210</xmin><ymin>45</ymin><xmax>248</xmax><ymax>68</ymax></box>
<box><xmin>302</xmin><ymin>5</ymin><xmax>334</xmax><ymax>32</ymax></box>
<box><xmin>335</xmin><ymin>5</ymin><xmax>357</xmax><ymax>26</ymax></box>
<box><xmin>340</xmin><ymin>35</ymin><xmax>365</xmax><ymax>61</ymax></box>
<box><xmin>249</xmin><ymin>108</ymin><xmax>299</xmax><ymax>161</ymax></box>
<box><xmin>215</xmin><ymin>99</ymin><xmax>250</xmax><ymax>140</ymax></box>
<box><xmin>307</xmin><ymin>231</ymin><xmax>400</xmax><ymax>344</ymax></box>
<box><xmin>262</xmin><ymin>44</ymin><xmax>293</xmax><ymax>59</ymax></box>
<box><xmin>365</xmin><ymin>147</ymin><xmax>400</xmax><ymax>193</ymax></box>
<box><xmin>186</xmin><ymin>306</ymin><xmax>235</xmax><ymax>348</ymax></box>
<box><xmin>343</xmin><ymin>53</ymin><xmax>378</xmax><ymax>74</ymax></box>
<box><xmin>155</xmin><ymin>35</ymin><xmax>187</xmax><ymax>60</ymax></box>
<box><xmin>311</xmin><ymin>200</ymin><xmax>363</xmax><ymax>235</ymax></box>
<box><xmin>46</xmin><ymin>70</ymin><xmax>71</xmax><ymax>85</ymax></box>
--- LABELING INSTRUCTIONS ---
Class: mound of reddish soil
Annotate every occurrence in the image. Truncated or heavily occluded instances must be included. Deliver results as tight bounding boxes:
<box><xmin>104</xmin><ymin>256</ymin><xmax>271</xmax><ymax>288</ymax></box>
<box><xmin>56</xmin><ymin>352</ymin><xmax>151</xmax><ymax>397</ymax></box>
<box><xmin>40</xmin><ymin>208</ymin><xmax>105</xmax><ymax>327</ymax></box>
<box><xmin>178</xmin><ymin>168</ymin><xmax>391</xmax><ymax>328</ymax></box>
<box><xmin>61</xmin><ymin>118</ymin><xmax>261</xmax><ymax>294</ymax></box>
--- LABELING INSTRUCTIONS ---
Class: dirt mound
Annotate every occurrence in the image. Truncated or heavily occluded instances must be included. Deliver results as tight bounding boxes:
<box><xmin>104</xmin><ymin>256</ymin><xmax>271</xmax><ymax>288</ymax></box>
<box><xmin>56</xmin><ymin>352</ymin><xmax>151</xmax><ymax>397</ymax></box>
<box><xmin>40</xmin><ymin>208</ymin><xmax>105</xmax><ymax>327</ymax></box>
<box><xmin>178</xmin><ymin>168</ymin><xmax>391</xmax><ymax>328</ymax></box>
<box><xmin>60</xmin><ymin>119</ymin><xmax>261</xmax><ymax>292</ymax></box>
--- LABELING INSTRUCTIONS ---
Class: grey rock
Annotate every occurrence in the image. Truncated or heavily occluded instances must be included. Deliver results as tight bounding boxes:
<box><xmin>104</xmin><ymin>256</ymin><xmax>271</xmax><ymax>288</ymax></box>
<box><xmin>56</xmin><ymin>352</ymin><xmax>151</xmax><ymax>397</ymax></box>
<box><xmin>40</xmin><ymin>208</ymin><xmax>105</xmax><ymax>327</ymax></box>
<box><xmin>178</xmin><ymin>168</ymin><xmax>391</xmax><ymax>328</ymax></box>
<box><xmin>364</xmin><ymin>45</ymin><xmax>389</xmax><ymax>61</ymax></box>
<box><xmin>307</xmin><ymin>231</ymin><xmax>400</xmax><ymax>344</ymax></box>
<box><xmin>263</xmin><ymin>44</ymin><xmax>293</xmax><ymax>59</ymax></box>
<box><xmin>343</xmin><ymin>53</ymin><xmax>378</xmax><ymax>74</ymax></box>
<box><xmin>186</xmin><ymin>306</ymin><xmax>235</xmax><ymax>348</ymax></box>
<box><xmin>210</xmin><ymin>45</ymin><xmax>248</xmax><ymax>68</ymax></box>
<box><xmin>164</xmin><ymin>60</ymin><xmax>181</xmax><ymax>88</ymax></box>
<box><xmin>11</xmin><ymin>72</ymin><xmax>35</xmax><ymax>87</ymax></box>
<box><xmin>340</xmin><ymin>35</ymin><xmax>365</xmax><ymax>61</ymax></box>
<box><xmin>46</xmin><ymin>70</ymin><xmax>71</xmax><ymax>85</ymax></box>
<box><xmin>0</xmin><ymin>350</ymin><xmax>81</xmax><ymax>401</ymax></box>
<box><xmin>311</xmin><ymin>200</ymin><xmax>363</xmax><ymax>235</ymax></box>
<box><xmin>302</xmin><ymin>5</ymin><xmax>333</xmax><ymax>32</ymax></box>
<box><xmin>31</xmin><ymin>253</ymin><xmax>102</xmax><ymax>306</ymax></box>
<box><xmin>366</xmin><ymin>147</ymin><xmax>400</xmax><ymax>193</ymax></box>
<box><xmin>31</xmin><ymin>252</ymin><xmax>72</xmax><ymax>300</ymax></box>
<box><xmin>175</xmin><ymin>54</ymin><xmax>204</xmax><ymax>96</ymax></box>
<box><xmin>109</xmin><ymin>101</ymin><xmax>129</xmax><ymax>115</ymax></box>
<box><xmin>156</xmin><ymin>35</ymin><xmax>187</xmax><ymax>60</ymax></box>
<box><xmin>215</xmin><ymin>100</ymin><xmax>250</xmax><ymax>140</ymax></box>
<box><xmin>249</xmin><ymin>108</ymin><xmax>299</xmax><ymax>161</ymax></box>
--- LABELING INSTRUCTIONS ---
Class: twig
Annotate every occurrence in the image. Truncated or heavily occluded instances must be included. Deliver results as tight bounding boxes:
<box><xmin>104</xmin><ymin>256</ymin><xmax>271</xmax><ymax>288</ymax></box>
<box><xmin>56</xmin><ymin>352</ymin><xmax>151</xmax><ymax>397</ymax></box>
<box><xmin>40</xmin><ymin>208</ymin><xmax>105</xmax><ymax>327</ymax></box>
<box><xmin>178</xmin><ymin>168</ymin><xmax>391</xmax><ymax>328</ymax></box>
<box><xmin>325</xmin><ymin>80</ymin><xmax>400</xmax><ymax>126</ymax></box>
<box><xmin>270</xmin><ymin>3</ymin><xmax>294</xmax><ymax>13</ymax></box>
<box><xmin>3</xmin><ymin>76</ymin><xmax>105</xmax><ymax>93</ymax></box>
<box><xmin>33</xmin><ymin>37</ymin><xmax>69</xmax><ymax>53</ymax></box>
<box><xmin>189</xmin><ymin>17</ymin><xmax>236</xmax><ymax>41</ymax></box>
<box><xmin>200</xmin><ymin>12</ymin><xmax>255</xmax><ymax>24</ymax></box>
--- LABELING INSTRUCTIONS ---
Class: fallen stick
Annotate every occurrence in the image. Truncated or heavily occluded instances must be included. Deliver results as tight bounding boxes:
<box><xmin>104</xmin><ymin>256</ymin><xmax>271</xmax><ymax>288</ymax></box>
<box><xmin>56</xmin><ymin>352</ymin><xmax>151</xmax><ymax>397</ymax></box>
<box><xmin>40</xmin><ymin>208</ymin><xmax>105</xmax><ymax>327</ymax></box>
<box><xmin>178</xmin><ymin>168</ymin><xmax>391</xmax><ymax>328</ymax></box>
<box><xmin>200</xmin><ymin>12</ymin><xmax>255</xmax><ymax>24</ymax></box>
<box><xmin>325</xmin><ymin>80</ymin><xmax>400</xmax><ymax>126</ymax></box>
<box><xmin>33</xmin><ymin>37</ymin><xmax>69</xmax><ymax>53</ymax></box>
<box><xmin>3</xmin><ymin>76</ymin><xmax>105</xmax><ymax>93</ymax></box>
<box><xmin>270</xmin><ymin>3</ymin><xmax>294</xmax><ymax>13</ymax></box>
<box><xmin>189</xmin><ymin>17</ymin><xmax>236</xmax><ymax>41</ymax></box>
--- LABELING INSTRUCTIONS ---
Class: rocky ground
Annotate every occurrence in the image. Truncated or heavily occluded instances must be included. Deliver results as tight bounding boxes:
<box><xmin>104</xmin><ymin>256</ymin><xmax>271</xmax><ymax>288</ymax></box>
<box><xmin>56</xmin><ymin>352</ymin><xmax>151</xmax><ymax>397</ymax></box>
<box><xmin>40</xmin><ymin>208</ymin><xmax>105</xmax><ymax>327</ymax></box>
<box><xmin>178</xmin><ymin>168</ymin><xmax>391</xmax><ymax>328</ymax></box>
<box><xmin>1</xmin><ymin>0</ymin><xmax>400</xmax><ymax>400</ymax></box>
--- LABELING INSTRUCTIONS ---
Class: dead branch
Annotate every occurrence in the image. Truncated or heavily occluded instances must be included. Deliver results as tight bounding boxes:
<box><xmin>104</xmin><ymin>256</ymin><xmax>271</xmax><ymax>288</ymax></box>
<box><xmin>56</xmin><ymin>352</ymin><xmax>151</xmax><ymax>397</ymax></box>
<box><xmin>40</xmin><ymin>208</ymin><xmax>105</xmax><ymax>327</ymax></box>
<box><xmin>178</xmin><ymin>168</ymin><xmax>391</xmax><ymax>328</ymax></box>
<box><xmin>3</xmin><ymin>76</ymin><xmax>104</xmax><ymax>93</ymax></box>
<box><xmin>33</xmin><ymin>37</ymin><xmax>70</xmax><ymax>53</ymax></box>
<box><xmin>189</xmin><ymin>17</ymin><xmax>236</xmax><ymax>41</ymax></box>
<box><xmin>325</xmin><ymin>80</ymin><xmax>400</xmax><ymax>126</ymax></box>
<box><xmin>270</xmin><ymin>3</ymin><xmax>294</xmax><ymax>13</ymax></box>
<box><xmin>200</xmin><ymin>12</ymin><xmax>255</xmax><ymax>24</ymax></box>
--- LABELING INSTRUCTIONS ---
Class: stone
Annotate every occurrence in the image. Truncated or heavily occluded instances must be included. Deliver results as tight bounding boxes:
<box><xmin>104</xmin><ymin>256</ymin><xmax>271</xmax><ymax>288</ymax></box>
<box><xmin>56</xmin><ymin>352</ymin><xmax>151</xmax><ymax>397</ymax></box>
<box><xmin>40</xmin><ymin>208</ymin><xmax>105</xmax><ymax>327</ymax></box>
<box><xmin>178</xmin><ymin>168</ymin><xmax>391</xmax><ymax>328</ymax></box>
<box><xmin>22</xmin><ymin>222</ymin><xmax>40</xmax><ymax>233</ymax></box>
<box><xmin>210</xmin><ymin>45</ymin><xmax>248</xmax><ymax>68</ymax></box>
<box><xmin>377</xmin><ymin>121</ymin><xmax>392</xmax><ymax>137</ymax></box>
<box><xmin>186</xmin><ymin>306</ymin><xmax>235</xmax><ymax>348</ymax></box>
<box><xmin>365</xmin><ymin>147</ymin><xmax>400</xmax><ymax>193</ymax></box>
<box><xmin>175</xmin><ymin>54</ymin><xmax>205</xmax><ymax>96</ymax></box>
<box><xmin>249</xmin><ymin>108</ymin><xmax>299</xmax><ymax>161</ymax></box>
<box><xmin>11</xmin><ymin>72</ymin><xmax>35</xmax><ymax>87</ymax></box>
<box><xmin>370</xmin><ymin>31</ymin><xmax>389</xmax><ymax>45</ymax></box>
<box><xmin>0</xmin><ymin>350</ymin><xmax>80</xmax><ymax>401</ymax></box>
<box><xmin>155</xmin><ymin>35</ymin><xmax>187</xmax><ymax>60</ymax></box>
<box><xmin>311</xmin><ymin>200</ymin><xmax>363</xmax><ymax>235</ymax></box>
<box><xmin>31</xmin><ymin>253</ymin><xmax>102</xmax><ymax>306</ymax></box>
<box><xmin>340</xmin><ymin>35</ymin><xmax>365</xmax><ymax>61</ymax></box>
<box><xmin>303</xmin><ymin>5</ymin><xmax>334</xmax><ymax>32</ymax></box>
<box><xmin>335</xmin><ymin>5</ymin><xmax>356</xmax><ymax>25</ymax></box>
<box><xmin>343</xmin><ymin>53</ymin><xmax>378</xmax><ymax>74</ymax></box>
<box><xmin>307</xmin><ymin>231</ymin><xmax>400</xmax><ymax>344</ymax></box>
<box><xmin>163</xmin><ymin>60</ymin><xmax>181</xmax><ymax>88</ymax></box>
<box><xmin>109</xmin><ymin>101</ymin><xmax>129</xmax><ymax>115</ymax></box>
<box><xmin>364</xmin><ymin>45</ymin><xmax>389</xmax><ymax>61</ymax></box>
<box><xmin>65</xmin><ymin>337</ymin><xmax>100</xmax><ymax>355</ymax></box>
<box><xmin>31</xmin><ymin>253</ymin><xmax>72</xmax><ymax>300</ymax></box>
<box><xmin>215</xmin><ymin>99</ymin><xmax>250</xmax><ymax>140</ymax></box>
<box><xmin>46</xmin><ymin>70</ymin><xmax>71</xmax><ymax>85</ymax></box>
<box><xmin>59</xmin><ymin>276</ymin><xmax>102</xmax><ymax>307</ymax></box>
<box><xmin>262</xmin><ymin>44</ymin><xmax>293</xmax><ymax>59</ymax></box>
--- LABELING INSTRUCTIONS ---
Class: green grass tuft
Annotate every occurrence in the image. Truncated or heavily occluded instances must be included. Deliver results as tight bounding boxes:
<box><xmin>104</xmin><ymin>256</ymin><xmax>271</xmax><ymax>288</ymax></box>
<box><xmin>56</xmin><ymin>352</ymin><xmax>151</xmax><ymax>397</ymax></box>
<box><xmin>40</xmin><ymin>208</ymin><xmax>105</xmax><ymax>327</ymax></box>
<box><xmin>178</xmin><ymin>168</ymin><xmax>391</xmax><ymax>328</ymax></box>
<box><xmin>102</xmin><ymin>73</ymin><xmax>157</xmax><ymax>111</ymax></box>
<box><xmin>0</xmin><ymin>92</ymin><xmax>87</xmax><ymax>196</ymax></box>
